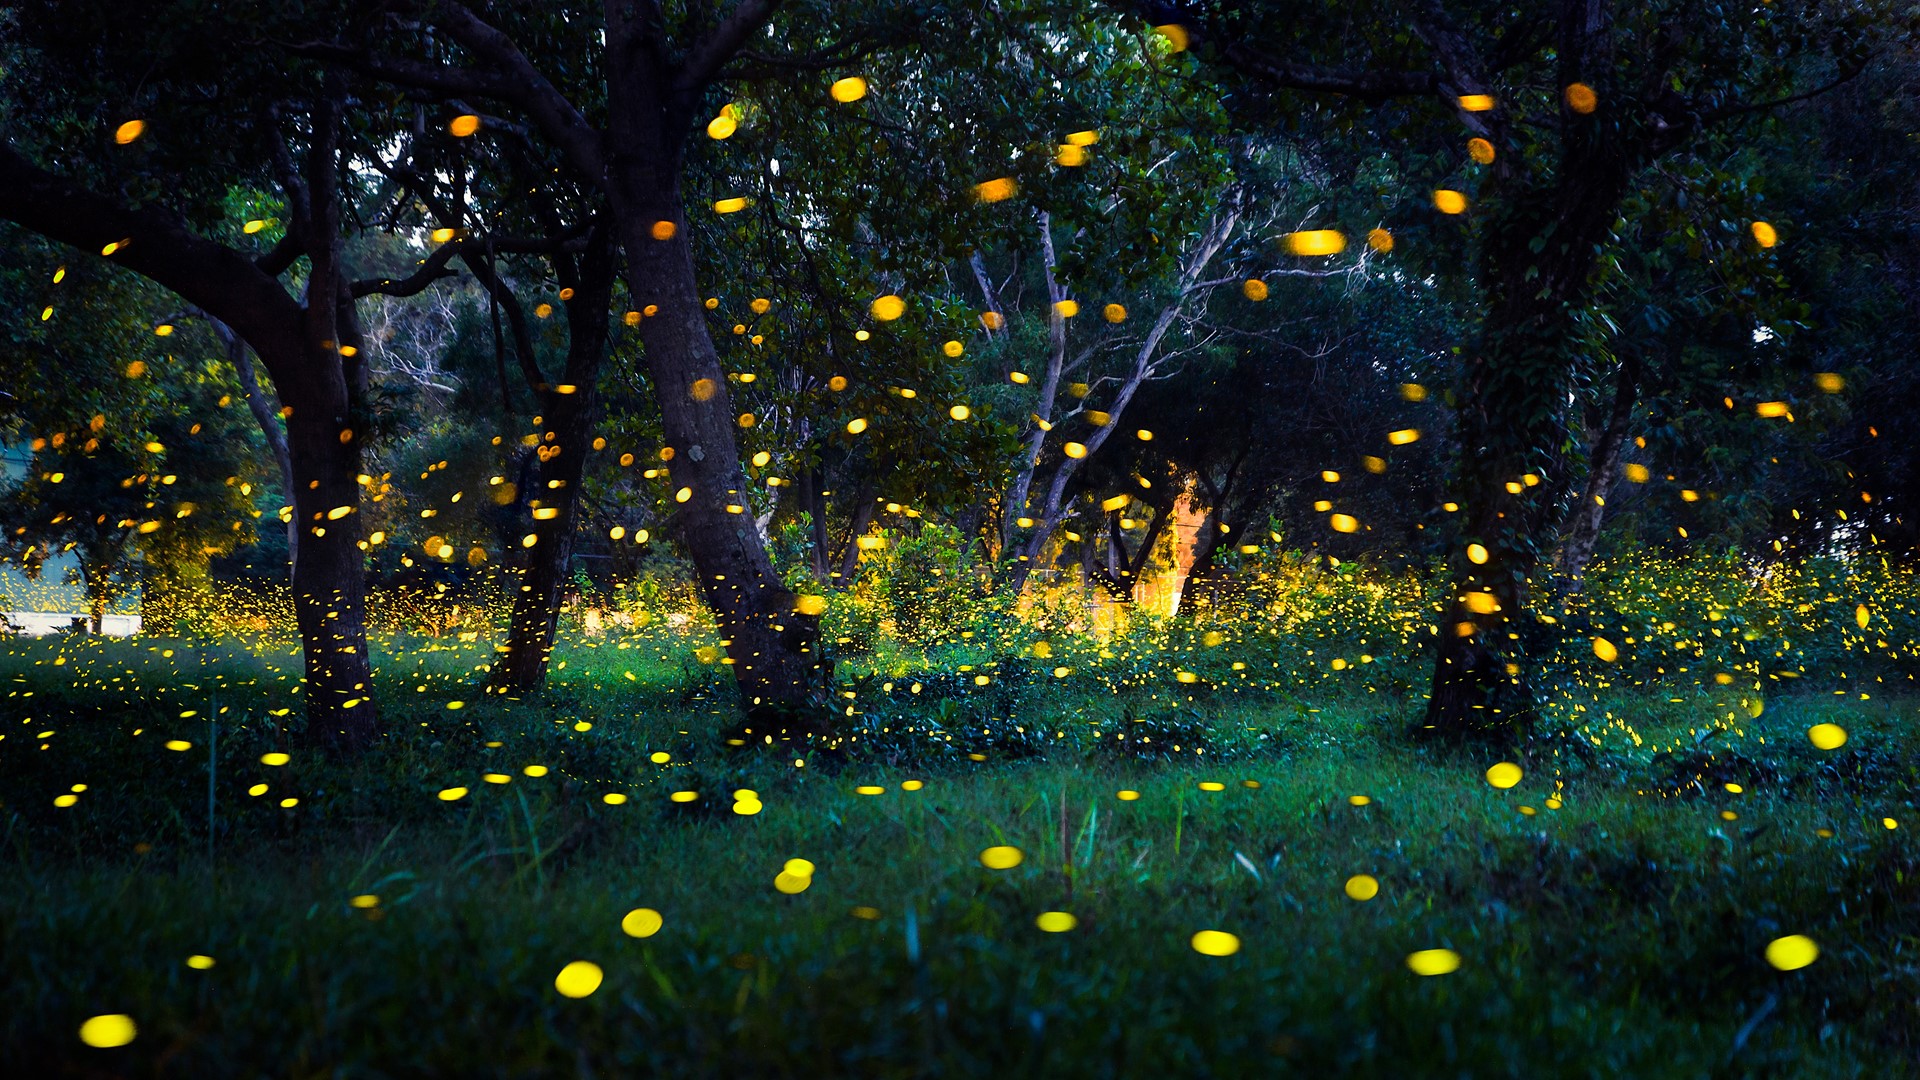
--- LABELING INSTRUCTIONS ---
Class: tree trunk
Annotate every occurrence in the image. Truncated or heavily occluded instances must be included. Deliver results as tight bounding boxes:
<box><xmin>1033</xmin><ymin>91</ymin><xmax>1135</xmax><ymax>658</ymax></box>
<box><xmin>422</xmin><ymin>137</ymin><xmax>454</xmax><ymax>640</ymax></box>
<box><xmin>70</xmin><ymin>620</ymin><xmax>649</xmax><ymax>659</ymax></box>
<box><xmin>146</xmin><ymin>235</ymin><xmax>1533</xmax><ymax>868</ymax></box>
<box><xmin>584</xmin><ymin>13</ymin><xmax>826</xmax><ymax>727</ymax></box>
<box><xmin>835</xmin><ymin>475</ymin><xmax>880</xmax><ymax>586</ymax></box>
<box><xmin>220</xmin><ymin>322</ymin><xmax>300</xmax><ymax>571</ymax></box>
<box><xmin>492</xmin><ymin>232</ymin><xmax>615</xmax><ymax>691</ymax></box>
<box><xmin>1419</xmin><ymin>152</ymin><xmax>1640</xmax><ymax>740</ymax></box>
<box><xmin>1556</xmin><ymin>349</ymin><xmax>1641</xmax><ymax>590</ymax></box>
<box><xmin>601</xmin><ymin>175</ymin><xmax>821</xmax><ymax>720</ymax></box>
<box><xmin>281</xmin><ymin>97</ymin><xmax>377</xmax><ymax>751</ymax></box>
<box><xmin>803</xmin><ymin>465</ymin><xmax>831</xmax><ymax>581</ymax></box>
<box><xmin>87</xmin><ymin>580</ymin><xmax>107</xmax><ymax>636</ymax></box>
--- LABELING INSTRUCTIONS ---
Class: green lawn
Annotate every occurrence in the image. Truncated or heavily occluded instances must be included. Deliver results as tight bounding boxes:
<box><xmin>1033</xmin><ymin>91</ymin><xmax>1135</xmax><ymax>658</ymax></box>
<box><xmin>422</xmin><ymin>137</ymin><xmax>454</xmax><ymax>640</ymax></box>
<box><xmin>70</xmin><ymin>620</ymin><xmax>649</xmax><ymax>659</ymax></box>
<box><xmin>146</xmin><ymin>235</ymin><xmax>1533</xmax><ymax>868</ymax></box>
<box><xmin>2</xmin><ymin>633</ymin><xmax>1916</xmax><ymax>1077</ymax></box>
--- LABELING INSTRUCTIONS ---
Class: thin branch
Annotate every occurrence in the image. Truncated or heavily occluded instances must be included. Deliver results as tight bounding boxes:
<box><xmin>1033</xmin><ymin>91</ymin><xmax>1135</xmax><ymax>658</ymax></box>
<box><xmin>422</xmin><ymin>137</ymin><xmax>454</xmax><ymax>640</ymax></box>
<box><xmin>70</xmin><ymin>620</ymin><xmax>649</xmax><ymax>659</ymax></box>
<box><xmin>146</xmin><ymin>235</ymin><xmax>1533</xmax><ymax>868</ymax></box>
<box><xmin>350</xmin><ymin>241</ymin><xmax>465</xmax><ymax>298</ymax></box>
<box><xmin>677</xmin><ymin>0</ymin><xmax>788</xmax><ymax>96</ymax></box>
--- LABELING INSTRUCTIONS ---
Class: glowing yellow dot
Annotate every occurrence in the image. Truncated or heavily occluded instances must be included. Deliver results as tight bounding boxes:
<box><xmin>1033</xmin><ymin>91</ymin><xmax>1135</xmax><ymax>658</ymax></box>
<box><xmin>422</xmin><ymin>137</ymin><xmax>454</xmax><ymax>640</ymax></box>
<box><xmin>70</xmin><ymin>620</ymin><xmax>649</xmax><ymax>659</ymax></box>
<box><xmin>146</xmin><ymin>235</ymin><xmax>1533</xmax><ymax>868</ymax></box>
<box><xmin>260</xmin><ymin>752</ymin><xmax>290</xmax><ymax>766</ymax></box>
<box><xmin>1564</xmin><ymin>83</ymin><xmax>1598</xmax><ymax>113</ymax></box>
<box><xmin>1242</xmin><ymin>278</ymin><xmax>1270</xmax><ymax>301</ymax></box>
<box><xmin>164</xmin><ymin>740</ymin><xmax>191</xmax><ymax>752</ymax></box>
<box><xmin>1456</xmin><ymin>94</ymin><xmax>1494</xmax><ymax>112</ymax></box>
<box><xmin>114</xmin><ymin>120</ymin><xmax>146</xmax><ymax>144</ymax></box>
<box><xmin>1751</xmin><ymin>221</ymin><xmax>1778</xmax><ymax>248</ymax></box>
<box><xmin>1433</xmin><ymin>190</ymin><xmax>1468</xmax><ymax>215</ymax></box>
<box><xmin>707</xmin><ymin>114</ymin><xmax>737</xmax><ymax>139</ymax></box>
<box><xmin>975</xmin><ymin>177</ymin><xmax>1018</xmax><ymax>203</ymax></box>
<box><xmin>774</xmin><ymin>871</ymin><xmax>811</xmax><ymax>894</ymax></box>
<box><xmin>1485</xmin><ymin>762</ymin><xmax>1522</xmax><ymax>789</ymax></box>
<box><xmin>1467</xmin><ymin>137</ymin><xmax>1495</xmax><ymax>164</ymax></box>
<box><xmin>438</xmin><ymin>787</ymin><xmax>468</xmax><ymax>801</ymax></box>
<box><xmin>943</xmin><ymin>340</ymin><xmax>964</xmax><ymax>357</ymax></box>
<box><xmin>186</xmin><ymin>955</ymin><xmax>215</xmax><ymax>970</ymax></box>
<box><xmin>1036</xmin><ymin>911</ymin><xmax>1078</xmax><ymax>932</ymax></box>
<box><xmin>1764</xmin><ymin>935</ymin><xmax>1818</xmax><ymax>971</ymax></box>
<box><xmin>1349</xmin><ymin>795</ymin><xmax>1371</xmax><ymax>806</ymax></box>
<box><xmin>1808</xmin><ymin>723</ymin><xmax>1847</xmax><ymax>750</ymax></box>
<box><xmin>1367</xmin><ymin>228</ymin><xmax>1394</xmax><ymax>253</ymax></box>
<box><xmin>554</xmin><ymin>960</ymin><xmax>603</xmax><ymax>998</ymax></box>
<box><xmin>1283</xmin><ymin>230</ymin><xmax>1345</xmax><ymax>256</ymax></box>
<box><xmin>1117</xmin><ymin>790</ymin><xmax>1140</xmax><ymax>801</ymax></box>
<box><xmin>870</xmin><ymin>295</ymin><xmax>905</xmax><ymax>321</ymax></box>
<box><xmin>1466</xmin><ymin>543</ymin><xmax>1489</xmax><ymax>564</ymax></box>
<box><xmin>713</xmin><ymin>197</ymin><xmax>748</xmax><ymax>214</ymax></box>
<box><xmin>1190</xmin><ymin>930</ymin><xmax>1240</xmax><ymax>957</ymax></box>
<box><xmin>1592</xmin><ymin>637</ymin><xmax>1618</xmax><ymax>662</ymax></box>
<box><xmin>979</xmin><ymin>846</ymin><xmax>1024</xmax><ymax>870</ymax></box>
<box><xmin>79</xmin><ymin>1014</ymin><xmax>137</xmax><ymax>1047</ymax></box>
<box><xmin>830</xmin><ymin>76</ymin><xmax>868</xmax><ymax>102</ymax></box>
<box><xmin>622</xmin><ymin>908</ymin><xmax>664</xmax><ymax>938</ymax></box>
<box><xmin>650</xmin><ymin>220</ymin><xmax>677</xmax><ymax>241</ymax></box>
<box><xmin>855</xmin><ymin>785</ymin><xmax>884</xmax><ymax>795</ymax></box>
<box><xmin>1330</xmin><ymin>513</ymin><xmax>1359</xmax><ymax>533</ymax></box>
<box><xmin>1407</xmin><ymin>949</ymin><xmax>1462</xmax><ymax>975</ymax></box>
<box><xmin>1344</xmin><ymin>875</ymin><xmax>1379</xmax><ymax>901</ymax></box>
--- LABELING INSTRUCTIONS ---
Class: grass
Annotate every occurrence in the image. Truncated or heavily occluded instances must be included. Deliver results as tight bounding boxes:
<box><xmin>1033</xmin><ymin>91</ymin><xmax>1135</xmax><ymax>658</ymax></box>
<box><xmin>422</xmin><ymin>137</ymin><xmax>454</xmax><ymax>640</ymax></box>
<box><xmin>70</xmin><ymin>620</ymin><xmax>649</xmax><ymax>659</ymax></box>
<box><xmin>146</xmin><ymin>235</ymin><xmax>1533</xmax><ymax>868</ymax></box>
<box><xmin>1</xmin><ymin>631</ymin><xmax>1917</xmax><ymax>1077</ymax></box>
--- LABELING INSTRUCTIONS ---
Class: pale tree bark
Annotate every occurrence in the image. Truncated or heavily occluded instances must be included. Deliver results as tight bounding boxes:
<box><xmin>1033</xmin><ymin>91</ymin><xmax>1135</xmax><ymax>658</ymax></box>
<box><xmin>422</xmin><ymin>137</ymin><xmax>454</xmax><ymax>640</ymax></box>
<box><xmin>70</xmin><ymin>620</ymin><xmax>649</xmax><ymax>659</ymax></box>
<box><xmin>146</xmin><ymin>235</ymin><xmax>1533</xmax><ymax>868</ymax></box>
<box><xmin>1004</xmin><ymin>206</ymin><xmax>1240</xmax><ymax>594</ymax></box>
<box><xmin>1556</xmin><ymin>349</ymin><xmax>1641</xmax><ymax>590</ymax></box>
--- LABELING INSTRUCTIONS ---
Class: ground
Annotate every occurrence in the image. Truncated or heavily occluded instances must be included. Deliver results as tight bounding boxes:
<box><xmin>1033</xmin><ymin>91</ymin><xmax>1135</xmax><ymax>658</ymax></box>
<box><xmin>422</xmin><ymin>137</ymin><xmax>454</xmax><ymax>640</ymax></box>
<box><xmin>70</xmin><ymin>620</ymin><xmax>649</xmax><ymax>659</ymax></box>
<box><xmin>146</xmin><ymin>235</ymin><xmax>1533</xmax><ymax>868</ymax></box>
<box><xmin>0</xmin><ymin>627</ymin><xmax>1915</xmax><ymax>1077</ymax></box>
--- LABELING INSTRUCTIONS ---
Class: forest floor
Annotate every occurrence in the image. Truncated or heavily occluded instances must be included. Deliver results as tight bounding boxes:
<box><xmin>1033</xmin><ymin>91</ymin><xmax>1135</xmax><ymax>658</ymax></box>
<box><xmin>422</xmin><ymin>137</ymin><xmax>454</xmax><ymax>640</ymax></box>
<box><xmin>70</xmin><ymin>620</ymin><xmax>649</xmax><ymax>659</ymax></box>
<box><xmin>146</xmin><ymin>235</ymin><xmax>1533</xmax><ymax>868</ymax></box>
<box><xmin>1</xmin><ymin>633</ymin><xmax>1915</xmax><ymax>1077</ymax></box>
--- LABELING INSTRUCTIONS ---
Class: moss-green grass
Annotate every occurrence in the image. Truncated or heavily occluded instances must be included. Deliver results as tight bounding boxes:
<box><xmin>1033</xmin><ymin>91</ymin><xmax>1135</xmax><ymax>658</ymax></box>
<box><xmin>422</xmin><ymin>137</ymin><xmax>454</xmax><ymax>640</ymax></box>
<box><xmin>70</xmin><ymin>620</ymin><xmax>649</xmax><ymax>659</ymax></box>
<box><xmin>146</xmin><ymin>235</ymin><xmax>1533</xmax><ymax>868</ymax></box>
<box><xmin>2</xmin><ymin>634</ymin><xmax>1916</xmax><ymax>1077</ymax></box>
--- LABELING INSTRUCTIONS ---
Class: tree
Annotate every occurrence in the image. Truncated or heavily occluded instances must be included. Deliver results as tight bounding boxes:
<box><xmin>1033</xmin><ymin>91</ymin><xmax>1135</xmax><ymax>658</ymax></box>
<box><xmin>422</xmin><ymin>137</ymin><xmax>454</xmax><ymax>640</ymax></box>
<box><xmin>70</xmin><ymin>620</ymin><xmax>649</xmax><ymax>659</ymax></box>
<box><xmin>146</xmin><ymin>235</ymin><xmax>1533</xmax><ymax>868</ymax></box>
<box><xmin>0</xmin><ymin>232</ymin><xmax>263</xmax><ymax>632</ymax></box>
<box><xmin>0</xmin><ymin>3</ymin><xmax>494</xmax><ymax>748</ymax></box>
<box><xmin>297</xmin><ymin>0</ymin><xmax>953</xmax><ymax>724</ymax></box>
<box><xmin>1118</xmin><ymin>0</ymin><xmax>1908</xmax><ymax>738</ymax></box>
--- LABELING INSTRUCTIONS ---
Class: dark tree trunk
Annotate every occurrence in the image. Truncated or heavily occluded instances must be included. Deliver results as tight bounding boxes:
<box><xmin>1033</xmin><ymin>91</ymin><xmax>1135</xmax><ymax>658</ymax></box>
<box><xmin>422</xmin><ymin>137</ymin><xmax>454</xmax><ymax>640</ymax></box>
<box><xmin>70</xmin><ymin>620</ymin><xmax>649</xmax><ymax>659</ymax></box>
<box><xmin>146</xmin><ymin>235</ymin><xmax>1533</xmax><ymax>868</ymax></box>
<box><xmin>0</xmin><ymin>112</ymin><xmax>378</xmax><ymax>752</ymax></box>
<box><xmin>1557</xmin><ymin>349</ymin><xmax>1642</xmax><ymax>590</ymax></box>
<box><xmin>281</xmin><ymin>95</ymin><xmax>377</xmax><ymax>750</ymax></box>
<box><xmin>587</xmin><ymin>8</ymin><xmax>826</xmax><ymax>726</ymax></box>
<box><xmin>803</xmin><ymin>465</ymin><xmax>831</xmax><ymax>581</ymax></box>
<box><xmin>86</xmin><ymin>581</ymin><xmax>107</xmax><ymax>636</ymax></box>
<box><xmin>1180</xmin><ymin>514</ymin><xmax>1237</xmax><ymax>617</ymax></box>
<box><xmin>835</xmin><ymin>476</ymin><xmax>880</xmax><ymax>586</ymax></box>
<box><xmin>1419</xmin><ymin>149</ymin><xmax>1640</xmax><ymax>741</ymax></box>
<box><xmin>492</xmin><ymin>231</ymin><xmax>616</xmax><ymax>691</ymax></box>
